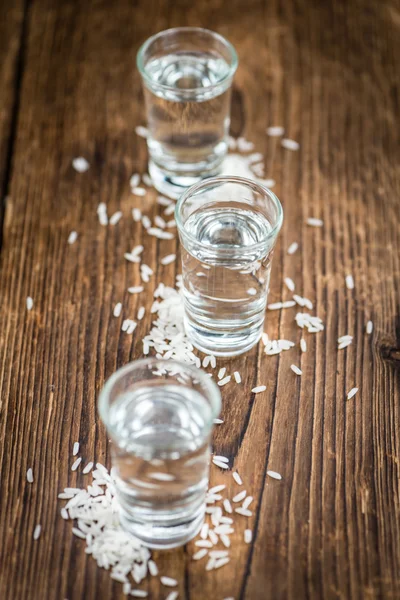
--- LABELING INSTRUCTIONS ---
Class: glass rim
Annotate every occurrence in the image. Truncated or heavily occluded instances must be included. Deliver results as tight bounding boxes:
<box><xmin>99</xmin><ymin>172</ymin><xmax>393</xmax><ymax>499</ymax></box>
<box><xmin>175</xmin><ymin>175</ymin><xmax>284</xmax><ymax>254</ymax></box>
<box><xmin>98</xmin><ymin>358</ymin><xmax>222</xmax><ymax>436</ymax></box>
<box><xmin>136</xmin><ymin>27</ymin><xmax>238</xmax><ymax>95</ymax></box>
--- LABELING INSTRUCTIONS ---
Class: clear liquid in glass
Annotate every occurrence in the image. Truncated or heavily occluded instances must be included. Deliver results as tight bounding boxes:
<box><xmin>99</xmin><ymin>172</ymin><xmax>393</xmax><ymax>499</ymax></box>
<box><xmin>109</xmin><ymin>383</ymin><xmax>212</xmax><ymax>548</ymax></box>
<box><xmin>181</xmin><ymin>202</ymin><xmax>274</xmax><ymax>356</ymax></box>
<box><xmin>143</xmin><ymin>52</ymin><xmax>232</xmax><ymax>198</ymax></box>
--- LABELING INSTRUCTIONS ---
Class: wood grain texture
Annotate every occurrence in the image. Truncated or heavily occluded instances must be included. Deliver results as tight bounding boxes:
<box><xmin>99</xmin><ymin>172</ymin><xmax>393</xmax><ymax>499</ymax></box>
<box><xmin>0</xmin><ymin>0</ymin><xmax>399</xmax><ymax>599</ymax></box>
<box><xmin>0</xmin><ymin>0</ymin><xmax>26</xmax><ymax>241</ymax></box>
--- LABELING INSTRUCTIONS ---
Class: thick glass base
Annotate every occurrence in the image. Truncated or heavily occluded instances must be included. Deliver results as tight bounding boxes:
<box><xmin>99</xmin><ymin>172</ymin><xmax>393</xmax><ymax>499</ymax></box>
<box><xmin>119</xmin><ymin>503</ymin><xmax>205</xmax><ymax>549</ymax></box>
<box><xmin>149</xmin><ymin>160</ymin><xmax>221</xmax><ymax>200</ymax></box>
<box><xmin>184</xmin><ymin>316</ymin><xmax>262</xmax><ymax>357</ymax></box>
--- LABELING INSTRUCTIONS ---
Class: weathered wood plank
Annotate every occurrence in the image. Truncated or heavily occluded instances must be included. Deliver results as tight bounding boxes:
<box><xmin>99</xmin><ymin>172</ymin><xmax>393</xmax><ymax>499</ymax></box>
<box><xmin>0</xmin><ymin>0</ymin><xmax>399</xmax><ymax>598</ymax></box>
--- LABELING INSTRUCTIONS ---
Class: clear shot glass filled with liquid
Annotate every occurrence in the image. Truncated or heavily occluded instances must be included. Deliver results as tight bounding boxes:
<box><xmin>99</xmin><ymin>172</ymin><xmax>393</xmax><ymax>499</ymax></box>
<box><xmin>176</xmin><ymin>176</ymin><xmax>283</xmax><ymax>357</ymax></box>
<box><xmin>137</xmin><ymin>28</ymin><xmax>238</xmax><ymax>199</ymax></box>
<box><xmin>98</xmin><ymin>359</ymin><xmax>221</xmax><ymax>549</ymax></box>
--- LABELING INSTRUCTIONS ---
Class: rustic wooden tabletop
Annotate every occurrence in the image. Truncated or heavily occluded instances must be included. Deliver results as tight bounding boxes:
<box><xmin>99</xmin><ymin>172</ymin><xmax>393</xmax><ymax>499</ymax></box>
<box><xmin>1</xmin><ymin>1</ymin><xmax>399</xmax><ymax>599</ymax></box>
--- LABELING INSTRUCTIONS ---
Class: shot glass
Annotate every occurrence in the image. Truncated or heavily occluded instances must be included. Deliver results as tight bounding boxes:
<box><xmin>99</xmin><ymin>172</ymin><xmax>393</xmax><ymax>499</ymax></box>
<box><xmin>136</xmin><ymin>27</ymin><xmax>238</xmax><ymax>199</ymax></box>
<box><xmin>175</xmin><ymin>176</ymin><xmax>283</xmax><ymax>357</ymax></box>
<box><xmin>98</xmin><ymin>358</ymin><xmax>221</xmax><ymax>549</ymax></box>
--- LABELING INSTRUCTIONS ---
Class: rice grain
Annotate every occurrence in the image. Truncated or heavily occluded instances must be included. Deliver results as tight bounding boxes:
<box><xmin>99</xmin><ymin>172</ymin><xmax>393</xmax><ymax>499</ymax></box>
<box><xmin>347</xmin><ymin>387</ymin><xmax>358</xmax><ymax>400</ymax></box>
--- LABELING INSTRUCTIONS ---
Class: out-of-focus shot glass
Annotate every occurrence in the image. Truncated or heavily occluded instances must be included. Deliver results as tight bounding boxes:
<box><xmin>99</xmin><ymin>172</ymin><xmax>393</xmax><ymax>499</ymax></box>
<box><xmin>175</xmin><ymin>176</ymin><xmax>283</xmax><ymax>357</ymax></box>
<box><xmin>98</xmin><ymin>359</ymin><xmax>221</xmax><ymax>549</ymax></box>
<box><xmin>136</xmin><ymin>27</ymin><xmax>238</xmax><ymax>199</ymax></box>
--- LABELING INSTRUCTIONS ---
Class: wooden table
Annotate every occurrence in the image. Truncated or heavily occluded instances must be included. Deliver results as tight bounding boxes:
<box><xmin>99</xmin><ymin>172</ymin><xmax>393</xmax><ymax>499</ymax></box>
<box><xmin>1</xmin><ymin>1</ymin><xmax>399</xmax><ymax>598</ymax></box>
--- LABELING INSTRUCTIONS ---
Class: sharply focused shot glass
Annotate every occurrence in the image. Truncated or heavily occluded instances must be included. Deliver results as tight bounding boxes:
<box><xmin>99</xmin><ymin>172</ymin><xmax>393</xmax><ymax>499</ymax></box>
<box><xmin>137</xmin><ymin>27</ymin><xmax>238</xmax><ymax>199</ymax></box>
<box><xmin>98</xmin><ymin>359</ymin><xmax>221</xmax><ymax>549</ymax></box>
<box><xmin>176</xmin><ymin>176</ymin><xmax>283</xmax><ymax>357</ymax></box>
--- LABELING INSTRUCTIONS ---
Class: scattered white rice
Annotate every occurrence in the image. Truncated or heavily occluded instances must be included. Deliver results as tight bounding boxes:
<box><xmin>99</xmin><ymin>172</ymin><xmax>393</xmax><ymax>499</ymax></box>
<box><xmin>232</xmin><ymin>490</ymin><xmax>247</xmax><ymax>503</ymax></box>
<box><xmin>208</xmin><ymin>485</ymin><xmax>226</xmax><ymax>494</ymax></box>
<box><xmin>243</xmin><ymin>496</ymin><xmax>253</xmax><ymax>509</ymax></box>
<box><xmin>165</xmin><ymin>592</ymin><xmax>179</xmax><ymax>600</ymax></box>
<box><xmin>130</xmin><ymin>174</ymin><xmax>140</xmax><ymax>188</ymax></box>
<box><xmin>127</xmin><ymin>321</ymin><xmax>137</xmax><ymax>335</ymax></box>
<box><xmin>307</xmin><ymin>217</ymin><xmax>323</xmax><ymax>227</ymax></box>
<box><xmin>267</xmin><ymin>302</ymin><xmax>283</xmax><ymax>310</ymax></box>
<box><xmin>291</xmin><ymin>364</ymin><xmax>302</xmax><ymax>375</ymax></box>
<box><xmin>247</xmin><ymin>287</ymin><xmax>257</xmax><ymax>296</ymax></box>
<box><xmin>132</xmin><ymin>208</ymin><xmax>142</xmax><ymax>222</ymax></box>
<box><xmin>132</xmin><ymin>187</ymin><xmax>146</xmax><ymax>197</ymax></box>
<box><xmin>233</xmin><ymin>371</ymin><xmax>241</xmax><ymax>383</ymax></box>
<box><xmin>244</xmin><ymin>529</ymin><xmax>252</xmax><ymax>543</ymax></box>
<box><xmin>300</xmin><ymin>339</ymin><xmax>307</xmax><ymax>352</ymax></box>
<box><xmin>97</xmin><ymin>202</ymin><xmax>108</xmax><ymax>226</ymax></box>
<box><xmin>338</xmin><ymin>335</ymin><xmax>353</xmax><ymax>350</ymax></box>
<box><xmin>267</xmin><ymin>470</ymin><xmax>282</xmax><ymax>480</ymax></box>
<box><xmin>237</xmin><ymin>137</ymin><xmax>255</xmax><ymax>152</ymax></box>
<box><xmin>26</xmin><ymin>296</ymin><xmax>33</xmax><ymax>311</ymax></box>
<box><xmin>160</xmin><ymin>576</ymin><xmax>177</xmax><ymax>587</ymax></box>
<box><xmin>347</xmin><ymin>387</ymin><xmax>358</xmax><ymax>400</ymax></box>
<box><xmin>27</xmin><ymin>468</ymin><xmax>33</xmax><ymax>483</ymax></box>
<box><xmin>148</xmin><ymin>560</ymin><xmax>158</xmax><ymax>576</ymax></box>
<box><xmin>293</xmin><ymin>295</ymin><xmax>313</xmax><ymax>310</ymax></box>
<box><xmin>142</xmin><ymin>215</ymin><xmax>151</xmax><ymax>229</ymax></box>
<box><xmin>131</xmin><ymin>590</ymin><xmax>148</xmax><ymax>598</ymax></box>
<box><xmin>161</xmin><ymin>254</ymin><xmax>176</xmax><ymax>266</ymax></box>
<box><xmin>135</xmin><ymin>125</ymin><xmax>148</xmax><ymax>138</ymax></box>
<box><xmin>281</xmin><ymin>138</ymin><xmax>300</xmax><ymax>151</ymax></box>
<box><xmin>213</xmin><ymin>456</ymin><xmax>229</xmax><ymax>464</ymax></box>
<box><xmin>345</xmin><ymin>274</ymin><xmax>355</xmax><ymax>290</ymax></box>
<box><xmin>113</xmin><ymin>303</ymin><xmax>122</xmax><ymax>317</ymax></box>
<box><xmin>148</xmin><ymin>227</ymin><xmax>174</xmax><ymax>240</ymax></box>
<box><xmin>195</xmin><ymin>540</ymin><xmax>213</xmax><ymax>548</ymax></box>
<box><xmin>284</xmin><ymin>277</ymin><xmax>295</xmax><ymax>292</ymax></box>
<box><xmin>248</xmin><ymin>152</ymin><xmax>264</xmax><ymax>164</ymax></box>
<box><xmin>366</xmin><ymin>320</ymin><xmax>373</xmax><ymax>334</ymax></box>
<box><xmin>142</xmin><ymin>174</ymin><xmax>153</xmax><ymax>187</ymax></box>
<box><xmin>82</xmin><ymin>462</ymin><xmax>93</xmax><ymax>474</ymax></box>
<box><xmin>295</xmin><ymin>313</ymin><xmax>324</xmax><ymax>333</ymax></box>
<box><xmin>73</xmin><ymin>442</ymin><xmax>80</xmax><ymax>456</ymax></box>
<box><xmin>109</xmin><ymin>211</ymin><xmax>123</xmax><ymax>226</ymax></box>
<box><xmin>218</xmin><ymin>376</ymin><xmax>231</xmax><ymax>387</ymax></box>
<box><xmin>157</xmin><ymin>196</ymin><xmax>172</xmax><ymax>207</ymax></box>
<box><xmin>166</xmin><ymin>219</ymin><xmax>176</xmax><ymax>228</ymax></box>
<box><xmin>223</xmin><ymin>499</ymin><xmax>233</xmax><ymax>513</ymax></box>
<box><xmin>60</xmin><ymin>508</ymin><xmax>69</xmax><ymax>520</ymax></box>
<box><xmin>233</xmin><ymin>472</ymin><xmax>243</xmax><ymax>485</ymax></box>
<box><xmin>68</xmin><ymin>231</ymin><xmax>78</xmax><ymax>245</ymax></box>
<box><xmin>235</xmin><ymin>508</ymin><xmax>252</xmax><ymax>517</ymax></box>
<box><xmin>33</xmin><ymin>524</ymin><xmax>41</xmax><ymax>540</ymax></box>
<box><xmin>154</xmin><ymin>215</ymin><xmax>166</xmax><ymax>229</ymax></box>
<box><xmin>252</xmin><ymin>385</ymin><xmax>266</xmax><ymax>394</ymax></box>
<box><xmin>213</xmin><ymin>459</ymin><xmax>229</xmax><ymax>470</ymax></box>
<box><xmin>137</xmin><ymin>307</ymin><xmax>145</xmax><ymax>321</ymax></box>
<box><xmin>128</xmin><ymin>286</ymin><xmax>144</xmax><ymax>294</ymax></box>
<box><xmin>266</xmin><ymin>126</ymin><xmax>284</xmax><ymax>137</ymax></box>
<box><xmin>218</xmin><ymin>367</ymin><xmax>226</xmax><ymax>380</ymax></box>
<box><xmin>124</xmin><ymin>253</ymin><xmax>140</xmax><ymax>263</ymax></box>
<box><xmin>287</xmin><ymin>242</ymin><xmax>299</xmax><ymax>255</ymax></box>
<box><xmin>193</xmin><ymin>548</ymin><xmax>208</xmax><ymax>561</ymax></box>
<box><xmin>164</xmin><ymin>204</ymin><xmax>176</xmax><ymax>216</ymax></box>
<box><xmin>278</xmin><ymin>339</ymin><xmax>295</xmax><ymax>351</ymax></box>
<box><xmin>72</xmin><ymin>157</ymin><xmax>90</xmax><ymax>172</ymax></box>
<box><xmin>71</xmin><ymin>457</ymin><xmax>82</xmax><ymax>471</ymax></box>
